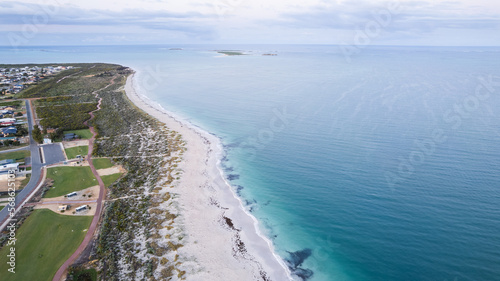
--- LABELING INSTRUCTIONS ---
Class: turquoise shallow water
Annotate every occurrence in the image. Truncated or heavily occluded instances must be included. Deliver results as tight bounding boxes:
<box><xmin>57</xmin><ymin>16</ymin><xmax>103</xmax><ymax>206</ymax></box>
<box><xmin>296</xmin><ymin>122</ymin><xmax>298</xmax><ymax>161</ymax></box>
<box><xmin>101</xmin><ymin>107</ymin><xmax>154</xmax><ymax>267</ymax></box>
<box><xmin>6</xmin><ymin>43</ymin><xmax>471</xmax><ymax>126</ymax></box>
<box><xmin>2</xmin><ymin>45</ymin><xmax>500</xmax><ymax>280</ymax></box>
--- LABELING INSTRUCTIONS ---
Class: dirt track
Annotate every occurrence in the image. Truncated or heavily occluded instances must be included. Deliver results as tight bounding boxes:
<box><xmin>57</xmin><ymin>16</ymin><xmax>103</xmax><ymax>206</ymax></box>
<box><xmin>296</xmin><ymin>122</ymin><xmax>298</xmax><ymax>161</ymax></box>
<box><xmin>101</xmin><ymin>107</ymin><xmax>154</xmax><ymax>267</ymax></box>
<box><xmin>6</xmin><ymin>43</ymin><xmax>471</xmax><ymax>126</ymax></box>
<box><xmin>52</xmin><ymin>76</ymin><xmax>115</xmax><ymax>281</ymax></box>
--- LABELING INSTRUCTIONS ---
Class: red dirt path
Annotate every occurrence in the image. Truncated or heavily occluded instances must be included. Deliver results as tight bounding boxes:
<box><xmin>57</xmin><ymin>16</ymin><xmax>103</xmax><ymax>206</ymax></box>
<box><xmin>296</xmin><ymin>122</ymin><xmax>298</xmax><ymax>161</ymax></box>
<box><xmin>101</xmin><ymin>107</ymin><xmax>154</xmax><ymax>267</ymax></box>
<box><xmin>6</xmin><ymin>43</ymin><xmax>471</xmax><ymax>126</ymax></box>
<box><xmin>52</xmin><ymin>79</ymin><xmax>112</xmax><ymax>281</ymax></box>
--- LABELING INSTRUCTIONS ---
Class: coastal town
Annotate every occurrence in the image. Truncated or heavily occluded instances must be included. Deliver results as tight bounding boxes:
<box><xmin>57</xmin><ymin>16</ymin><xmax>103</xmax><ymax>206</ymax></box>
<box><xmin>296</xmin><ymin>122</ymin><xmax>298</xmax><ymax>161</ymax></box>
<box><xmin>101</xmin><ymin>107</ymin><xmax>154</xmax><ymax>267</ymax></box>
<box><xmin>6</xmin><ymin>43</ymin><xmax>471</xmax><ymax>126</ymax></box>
<box><xmin>0</xmin><ymin>65</ymin><xmax>75</xmax><ymax>147</ymax></box>
<box><xmin>0</xmin><ymin>65</ymin><xmax>73</xmax><ymax>95</ymax></box>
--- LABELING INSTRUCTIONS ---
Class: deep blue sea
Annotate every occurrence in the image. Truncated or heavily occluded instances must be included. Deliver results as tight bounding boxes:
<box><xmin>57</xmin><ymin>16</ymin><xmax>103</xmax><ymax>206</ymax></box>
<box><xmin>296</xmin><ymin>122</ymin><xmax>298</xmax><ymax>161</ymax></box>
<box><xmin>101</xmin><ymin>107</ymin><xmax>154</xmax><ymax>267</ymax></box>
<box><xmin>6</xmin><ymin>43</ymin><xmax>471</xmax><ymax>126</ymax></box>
<box><xmin>2</xmin><ymin>45</ymin><xmax>500</xmax><ymax>281</ymax></box>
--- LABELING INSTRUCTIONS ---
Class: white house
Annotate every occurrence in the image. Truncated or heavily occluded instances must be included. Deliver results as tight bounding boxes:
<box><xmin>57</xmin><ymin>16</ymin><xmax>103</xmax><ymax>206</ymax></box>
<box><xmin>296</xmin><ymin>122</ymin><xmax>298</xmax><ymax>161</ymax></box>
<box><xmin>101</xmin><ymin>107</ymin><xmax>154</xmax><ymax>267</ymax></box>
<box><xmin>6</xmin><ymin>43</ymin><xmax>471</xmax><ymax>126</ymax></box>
<box><xmin>0</xmin><ymin>118</ymin><xmax>16</xmax><ymax>123</ymax></box>
<box><xmin>0</xmin><ymin>163</ymin><xmax>19</xmax><ymax>172</ymax></box>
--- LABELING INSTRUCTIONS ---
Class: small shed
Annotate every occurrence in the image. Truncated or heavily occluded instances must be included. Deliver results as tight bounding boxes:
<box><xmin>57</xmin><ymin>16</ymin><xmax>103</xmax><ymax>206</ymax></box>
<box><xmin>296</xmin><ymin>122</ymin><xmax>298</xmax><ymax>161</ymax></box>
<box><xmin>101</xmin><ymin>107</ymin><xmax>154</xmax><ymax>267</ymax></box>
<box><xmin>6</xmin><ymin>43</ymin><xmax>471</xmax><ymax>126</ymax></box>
<box><xmin>63</xmin><ymin>133</ymin><xmax>79</xmax><ymax>141</ymax></box>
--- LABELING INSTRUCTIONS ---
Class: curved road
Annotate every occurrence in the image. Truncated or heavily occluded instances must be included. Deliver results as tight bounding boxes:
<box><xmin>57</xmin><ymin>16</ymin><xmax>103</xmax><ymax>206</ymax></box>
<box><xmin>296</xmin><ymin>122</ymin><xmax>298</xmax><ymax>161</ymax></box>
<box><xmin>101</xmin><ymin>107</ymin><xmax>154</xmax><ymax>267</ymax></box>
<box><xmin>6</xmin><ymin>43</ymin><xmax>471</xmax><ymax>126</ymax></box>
<box><xmin>0</xmin><ymin>100</ymin><xmax>44</xmax><ymax>230</ymax></box>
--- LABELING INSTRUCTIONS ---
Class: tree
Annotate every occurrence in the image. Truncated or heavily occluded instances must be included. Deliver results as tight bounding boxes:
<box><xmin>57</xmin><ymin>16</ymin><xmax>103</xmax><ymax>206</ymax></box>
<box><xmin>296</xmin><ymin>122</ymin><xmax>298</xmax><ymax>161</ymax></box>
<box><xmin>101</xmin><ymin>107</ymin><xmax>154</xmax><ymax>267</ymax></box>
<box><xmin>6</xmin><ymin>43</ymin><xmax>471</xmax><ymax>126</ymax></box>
<box><xmin>14</xmin><ymin>125</ymin><xmax>28</xmax><ymax>137</ymax></box>
<box><xmin>32</xmin><ymin>124</ymin><xmax>43</xmax><ymax>143</ymax></box>
<box><xmin>49</xmin><ymin>132</ymin><xmax>58</xmax><ymax>142</ymax></box>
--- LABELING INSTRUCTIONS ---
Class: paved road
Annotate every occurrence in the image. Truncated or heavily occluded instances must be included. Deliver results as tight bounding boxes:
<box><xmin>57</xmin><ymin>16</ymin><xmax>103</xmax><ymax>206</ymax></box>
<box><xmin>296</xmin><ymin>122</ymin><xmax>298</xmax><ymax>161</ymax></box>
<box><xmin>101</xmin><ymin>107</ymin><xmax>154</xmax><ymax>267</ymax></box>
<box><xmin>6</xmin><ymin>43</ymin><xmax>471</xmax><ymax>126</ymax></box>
<box><xmin>25</xmin><ymin>200</ymin><xmax>97</xmax><ymax>207</ymax></box>
<box><xmin>42</xmin><ymin>143</ymin><xmax>66</xmax><ymax>165</ymax></box>
<box><xmin>0</xmin><ymin>100</ymin><xmax>43</xmax><ymax>230</ymax></box>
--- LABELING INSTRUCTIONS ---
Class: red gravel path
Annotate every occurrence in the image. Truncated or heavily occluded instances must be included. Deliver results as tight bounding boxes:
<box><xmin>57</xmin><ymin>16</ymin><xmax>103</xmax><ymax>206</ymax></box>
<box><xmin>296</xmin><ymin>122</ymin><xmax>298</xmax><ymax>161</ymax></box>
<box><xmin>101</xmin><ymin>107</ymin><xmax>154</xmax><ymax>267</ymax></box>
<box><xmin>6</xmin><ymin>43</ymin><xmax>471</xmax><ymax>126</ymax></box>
<box><xmin>52</xmin><ymin>93</ymin><xmax>106</xmax><ymax>281</ymax></box>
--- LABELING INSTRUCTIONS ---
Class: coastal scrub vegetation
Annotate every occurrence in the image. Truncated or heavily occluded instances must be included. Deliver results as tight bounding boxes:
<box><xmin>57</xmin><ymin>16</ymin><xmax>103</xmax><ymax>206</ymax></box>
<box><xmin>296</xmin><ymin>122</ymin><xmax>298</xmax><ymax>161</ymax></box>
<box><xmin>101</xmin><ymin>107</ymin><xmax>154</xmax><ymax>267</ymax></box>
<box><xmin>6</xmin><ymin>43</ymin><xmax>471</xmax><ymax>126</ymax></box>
<box><xmin>0</xmin><ymin>100</ymin><xmax>24</xmax><ymax>107</ymax></box>
<box><xmin>91</xmin><ymin>74</ymin><xmax>188</xmax><ymax>280</ymax></box>
<box><xmin>38</xmin><ymin>103</ymin><xmax>98</xmax><ymax>130</ymax></box>
<box><xmin>18</xmin><ymin>64</ymin><xmax>123</xmax><ymax>98</ymax></box>
<box><xmin>19</xmin><ymin>64</ymin><xmax>117</xmax><ymax>132</ymax></box>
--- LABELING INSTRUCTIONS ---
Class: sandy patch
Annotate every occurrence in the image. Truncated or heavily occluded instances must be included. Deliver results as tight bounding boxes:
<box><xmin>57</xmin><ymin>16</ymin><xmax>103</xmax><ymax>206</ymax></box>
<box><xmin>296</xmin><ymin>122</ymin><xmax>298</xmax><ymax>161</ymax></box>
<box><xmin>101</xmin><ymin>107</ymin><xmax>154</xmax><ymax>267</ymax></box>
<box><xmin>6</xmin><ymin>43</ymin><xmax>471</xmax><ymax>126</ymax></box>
<box><xmin>96</xmin><ymin>166</ymin><xmax>124</xmax><ymax>177</ymax></box>
<box><xmin>34</xmin><ymin>202</ymin><xmax>96</xmax><ymax>216</ymax></box>
<box><xmin>63</xmin><ymin>140</ymin><xmax>89</xmax><ymax>149</ymax></box>
<box><xmin>0</xmin><ymin>175</ymin><xmax>27</xmax><ymax>192</ymax></box>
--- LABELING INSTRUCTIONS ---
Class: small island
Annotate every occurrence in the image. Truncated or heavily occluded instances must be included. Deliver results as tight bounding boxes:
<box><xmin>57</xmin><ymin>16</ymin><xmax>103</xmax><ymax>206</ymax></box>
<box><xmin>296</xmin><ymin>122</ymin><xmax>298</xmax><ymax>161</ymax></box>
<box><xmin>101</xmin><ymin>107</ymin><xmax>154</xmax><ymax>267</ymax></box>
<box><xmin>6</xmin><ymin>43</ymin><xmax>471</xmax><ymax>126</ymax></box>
<box><xmin>216</xmin><ymin>50</ymin><xmax>246</xmax><ymax>56</ymax></box>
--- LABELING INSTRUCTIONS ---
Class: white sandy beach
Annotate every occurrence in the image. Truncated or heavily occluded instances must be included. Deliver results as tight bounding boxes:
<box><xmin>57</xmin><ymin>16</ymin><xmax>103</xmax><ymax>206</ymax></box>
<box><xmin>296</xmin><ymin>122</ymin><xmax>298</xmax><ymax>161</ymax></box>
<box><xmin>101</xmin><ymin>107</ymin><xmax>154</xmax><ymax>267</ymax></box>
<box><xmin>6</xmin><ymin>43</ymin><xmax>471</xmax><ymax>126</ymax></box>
<box><xmin>124</xmin><ymin>73</ymin><xmax>292</xmax><ymax>281</ymax></box>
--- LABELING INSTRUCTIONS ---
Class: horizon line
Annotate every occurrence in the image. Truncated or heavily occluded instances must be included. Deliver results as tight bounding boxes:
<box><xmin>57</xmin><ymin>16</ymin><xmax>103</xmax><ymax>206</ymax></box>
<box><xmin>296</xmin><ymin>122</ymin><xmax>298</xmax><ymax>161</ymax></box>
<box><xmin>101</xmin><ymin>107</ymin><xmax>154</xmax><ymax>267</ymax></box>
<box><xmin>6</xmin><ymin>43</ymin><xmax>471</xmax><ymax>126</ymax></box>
<box><xmin>0</xmin><ymin>43</ymin><xmax>500</xmax><ymax>48</ymax></box>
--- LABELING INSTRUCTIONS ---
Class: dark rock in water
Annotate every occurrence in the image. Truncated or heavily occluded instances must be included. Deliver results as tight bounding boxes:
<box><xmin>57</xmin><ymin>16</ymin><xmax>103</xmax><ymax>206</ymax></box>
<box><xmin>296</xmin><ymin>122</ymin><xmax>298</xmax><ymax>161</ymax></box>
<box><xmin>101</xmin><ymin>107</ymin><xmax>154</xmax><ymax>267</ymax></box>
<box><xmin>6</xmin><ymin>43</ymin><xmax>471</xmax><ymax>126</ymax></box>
<box><xmin>286</xmin><ymin>249</ymin><xmax>312</xmax><ymax>268</ymax></box>
<box><xmin>244</xmin><ymin>198</ymin><xmax>257</xmax><ymax>206</ymax></box>
<box><xmin>285</xmin><ymin>249</ymin><xmax>314</xmax><ymax>280</ymax></box>
<box><xmin>294</xmin><ymin>268</ymin><xmax>314</xmax><ymax>280</ymax></box>
<box><xmin>227</xmin><ymin>174</ymin><xmax>240</xmax><ymax>180</ymax></box>
<box><xmin>235</xmin><ymin>185</ymin><xmax>244</xmax><ymax>193</ymax></box>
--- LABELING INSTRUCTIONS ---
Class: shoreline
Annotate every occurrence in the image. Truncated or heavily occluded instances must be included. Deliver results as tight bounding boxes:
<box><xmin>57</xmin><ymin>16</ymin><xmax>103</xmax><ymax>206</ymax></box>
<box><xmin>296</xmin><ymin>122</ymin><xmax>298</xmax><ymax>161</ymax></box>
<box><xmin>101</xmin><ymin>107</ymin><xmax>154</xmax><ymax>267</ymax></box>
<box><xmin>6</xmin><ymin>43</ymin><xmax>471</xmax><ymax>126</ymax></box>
<box><xmin>124</xmin><ymin>72</ymin><xmax>292</xmax><ymax>280</ymax></box>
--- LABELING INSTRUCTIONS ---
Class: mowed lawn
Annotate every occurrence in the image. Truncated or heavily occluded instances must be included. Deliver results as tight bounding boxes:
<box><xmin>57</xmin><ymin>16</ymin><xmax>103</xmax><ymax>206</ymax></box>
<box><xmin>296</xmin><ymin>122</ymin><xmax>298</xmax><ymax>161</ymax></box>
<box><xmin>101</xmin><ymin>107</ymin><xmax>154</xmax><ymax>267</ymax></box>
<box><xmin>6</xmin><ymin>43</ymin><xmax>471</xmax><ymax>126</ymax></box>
<box><xmin>65</xmin><ymin>145</ymin><xmax>88</xmax><ymax>160</ymax></box>
<box><xmin>44</xmin><ymin>166</ymin><xmax>97</xmax><ymax>198</ymax></box>
<box><xmin>101</xmin><ymin>173</ymin><xmax>122</xmax><ymax>187</ymax></box>
<box><xmin>92</xmin><ymin>158</ymin><xmax>114</xmax><ymax>170</ymax></box>
<box><xmin>0</xmin><ymin>150</ymin><xmax>30</xmax><ymax>161</ymax></box>
<box><xmin>63</xmin><ymin>129</ymin><xmax>93</xmax><ymax>139</ymax></box>
<box><xmin>0</xmin><ymin>209</ymin><xmax>92</xmax><ymax>281</ymax></box>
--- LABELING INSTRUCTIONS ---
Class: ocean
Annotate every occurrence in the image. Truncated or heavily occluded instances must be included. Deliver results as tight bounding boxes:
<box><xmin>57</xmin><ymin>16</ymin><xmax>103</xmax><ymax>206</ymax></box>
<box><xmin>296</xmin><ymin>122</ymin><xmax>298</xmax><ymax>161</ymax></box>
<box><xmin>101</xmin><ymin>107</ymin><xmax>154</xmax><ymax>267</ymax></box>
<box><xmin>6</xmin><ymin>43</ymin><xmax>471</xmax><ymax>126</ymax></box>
<box><xmin>2</xmin><ymin>45</ymin><xmax>500</xmax><ymax>280</ymax></box>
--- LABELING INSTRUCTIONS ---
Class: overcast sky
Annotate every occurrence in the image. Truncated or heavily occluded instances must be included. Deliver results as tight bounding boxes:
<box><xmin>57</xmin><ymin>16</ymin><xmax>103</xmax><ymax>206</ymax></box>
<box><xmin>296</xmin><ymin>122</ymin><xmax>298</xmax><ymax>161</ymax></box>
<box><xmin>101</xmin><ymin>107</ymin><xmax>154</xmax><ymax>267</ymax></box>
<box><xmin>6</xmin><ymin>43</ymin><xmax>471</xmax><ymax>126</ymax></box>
<box><xmin>1</xmin><ymin>0</ymin><xmax>499</xmax><ymax>46</ymax></box>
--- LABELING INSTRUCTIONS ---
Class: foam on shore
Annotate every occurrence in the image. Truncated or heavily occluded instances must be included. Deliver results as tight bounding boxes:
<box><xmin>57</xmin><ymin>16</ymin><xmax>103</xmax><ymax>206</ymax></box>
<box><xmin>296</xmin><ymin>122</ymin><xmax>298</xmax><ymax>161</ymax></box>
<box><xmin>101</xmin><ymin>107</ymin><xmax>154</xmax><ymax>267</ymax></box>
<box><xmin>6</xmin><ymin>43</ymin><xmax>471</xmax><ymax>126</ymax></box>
<box><xmin>124</xmin><ymin>72</ymin><xmax>292</xmax><ymax>281</ymax></box>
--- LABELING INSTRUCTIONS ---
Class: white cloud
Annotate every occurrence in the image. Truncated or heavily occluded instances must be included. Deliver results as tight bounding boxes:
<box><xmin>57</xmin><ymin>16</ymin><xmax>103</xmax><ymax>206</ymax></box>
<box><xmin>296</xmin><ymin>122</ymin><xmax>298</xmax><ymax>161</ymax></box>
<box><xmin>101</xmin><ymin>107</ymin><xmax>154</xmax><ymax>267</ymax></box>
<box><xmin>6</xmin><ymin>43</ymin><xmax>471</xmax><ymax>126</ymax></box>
<box><xmin>0</xmin><ymin>0</ymin><xmax>499</xmax><ymax>45</ymax></box>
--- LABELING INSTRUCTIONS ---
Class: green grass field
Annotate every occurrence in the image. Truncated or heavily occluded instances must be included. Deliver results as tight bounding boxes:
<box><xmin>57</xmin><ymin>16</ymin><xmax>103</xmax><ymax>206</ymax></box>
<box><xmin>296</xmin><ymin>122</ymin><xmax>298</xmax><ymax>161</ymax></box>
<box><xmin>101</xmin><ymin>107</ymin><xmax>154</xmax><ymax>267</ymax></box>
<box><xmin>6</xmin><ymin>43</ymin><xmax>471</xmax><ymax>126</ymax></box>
<box><xmin>92</xmin><ymin>158</ymin><xmax>114</xmax><ymax>170</ymax></box>
<box><xmin>101</xmin><ymin>173</ymin><xmax>122</xmax><ymax>187</ymax></box>
<box><xmin>0</xmin><ymin>144</ymin><xmax>29</xmax><ymax>152</ymax></box>
<box><xmin>63</xmin><ymin>129</ymin><xmax>93</xmax><ymax>140</ymax></box>
<box><xmin>0</xmin><ymin>209</ymin><xmax>92</xmax><ymax>281</ymax></box>
<box><xmin>44</xmin><ymin>166</ymin><xmax>97</xmax><ymax>198</ymax></box>
<box><xmin>0</xmin><ymin>150</ymin><xmax>30</xmax><ymax>161</ymax></box>
<box><xmin>0</xmin><ymin>206</ymin><xmax>4</xmax><ymax>211</ymax></box>
<box><xmin>65</xmin><ymin>146</ymin><xmax>88</xmax><ymax>160</ymax></box>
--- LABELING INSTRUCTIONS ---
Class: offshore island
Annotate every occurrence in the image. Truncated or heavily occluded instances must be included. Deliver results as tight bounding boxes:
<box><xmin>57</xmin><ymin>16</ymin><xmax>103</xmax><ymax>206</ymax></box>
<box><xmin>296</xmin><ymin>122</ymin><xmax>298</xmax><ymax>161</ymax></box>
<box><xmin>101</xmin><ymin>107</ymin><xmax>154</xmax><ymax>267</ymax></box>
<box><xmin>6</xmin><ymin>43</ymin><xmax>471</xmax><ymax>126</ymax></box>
<box><xmin>0</xmin><ymin>63</ymin><xmax>290</xmax><ymax>281</ymax></box>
